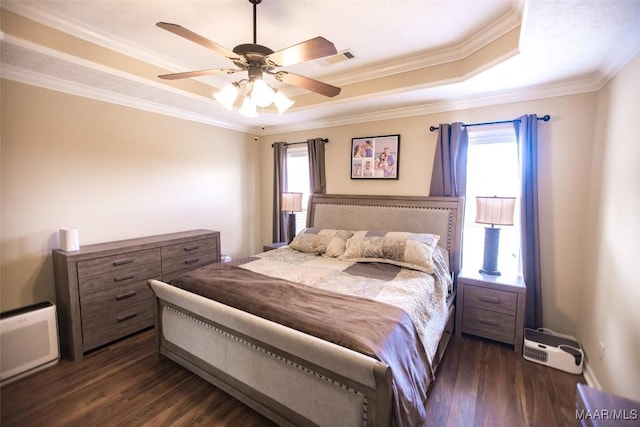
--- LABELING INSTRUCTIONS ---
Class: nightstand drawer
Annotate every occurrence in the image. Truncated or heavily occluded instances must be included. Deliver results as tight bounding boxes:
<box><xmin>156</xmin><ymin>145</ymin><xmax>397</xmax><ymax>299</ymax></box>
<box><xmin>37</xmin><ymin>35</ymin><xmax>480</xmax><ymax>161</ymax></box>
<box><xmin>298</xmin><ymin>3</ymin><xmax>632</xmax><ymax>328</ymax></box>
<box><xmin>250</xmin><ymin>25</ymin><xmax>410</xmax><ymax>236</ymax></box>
<box><xmin>465</xmin><ymin>284</ymin><xmax>517</xmax><ymax>315</ymax></box>
<box><xmin>462</xmin><ymin>306</ymin><xmax>515</xmax><ymax>343</ymax></box>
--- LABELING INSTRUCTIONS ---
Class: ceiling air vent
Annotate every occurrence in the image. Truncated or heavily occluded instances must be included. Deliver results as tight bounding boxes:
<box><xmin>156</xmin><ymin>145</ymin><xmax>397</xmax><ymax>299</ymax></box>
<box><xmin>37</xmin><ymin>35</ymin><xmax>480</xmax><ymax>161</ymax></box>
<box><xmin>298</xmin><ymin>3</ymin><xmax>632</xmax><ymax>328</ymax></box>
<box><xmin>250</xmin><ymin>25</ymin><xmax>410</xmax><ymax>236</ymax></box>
<box><xmin>319</xmin><ymin>49</ymin><xmax>356</xmax><ymax>67</ymax></box>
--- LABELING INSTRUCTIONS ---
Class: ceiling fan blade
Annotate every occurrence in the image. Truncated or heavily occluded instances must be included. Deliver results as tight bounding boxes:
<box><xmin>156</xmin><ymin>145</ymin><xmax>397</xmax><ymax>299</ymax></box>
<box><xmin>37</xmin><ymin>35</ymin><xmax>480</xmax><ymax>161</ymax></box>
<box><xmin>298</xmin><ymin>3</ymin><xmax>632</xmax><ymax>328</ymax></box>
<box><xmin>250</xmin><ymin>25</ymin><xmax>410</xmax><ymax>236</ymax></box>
<box><xmin>265</xmin><ymin>37</ymin><xmax>338</xmax><ymax>67</ymax></box>
<box><xmin>158</xmin><ymin>68</ymin><xmax>241</xmax><ymax>80</ymax></box>
<box><xmin>156</xmin><ymin>22</ymin><xmax>239</xmax><ymax>60</ymax></box>
<box><xmin>275</xmin><ymin>71</ymin><xmax>341</xmax><ymax>98</ymax></box>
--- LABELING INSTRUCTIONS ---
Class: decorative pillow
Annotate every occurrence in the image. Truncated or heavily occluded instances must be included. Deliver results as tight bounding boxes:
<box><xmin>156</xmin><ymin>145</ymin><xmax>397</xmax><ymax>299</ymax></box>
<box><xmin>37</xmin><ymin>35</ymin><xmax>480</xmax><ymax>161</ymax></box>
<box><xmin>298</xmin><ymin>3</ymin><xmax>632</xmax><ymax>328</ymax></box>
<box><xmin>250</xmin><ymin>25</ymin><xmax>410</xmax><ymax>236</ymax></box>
<box><xmin>340</xmin><ymin>230</ymin><xmax>440</xmax><ymax>273</ymax></box>
<box><xmin>289</xmin><ymin>228</ymin><xmax>354</xmax><ymax>257</ymax></box>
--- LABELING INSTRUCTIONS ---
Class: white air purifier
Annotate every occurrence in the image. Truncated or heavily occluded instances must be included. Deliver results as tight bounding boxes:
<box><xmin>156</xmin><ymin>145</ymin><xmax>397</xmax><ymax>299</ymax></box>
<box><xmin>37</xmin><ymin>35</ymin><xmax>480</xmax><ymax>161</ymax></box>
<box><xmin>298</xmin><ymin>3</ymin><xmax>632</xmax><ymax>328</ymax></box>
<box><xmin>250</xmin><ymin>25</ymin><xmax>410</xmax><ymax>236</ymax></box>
<box><xmin>1</xmin><ymin>302</ymin><xmax>60</xmax><ymax>385</ymax></box>
<box><xmin>523</xmin><ymin>328</ymin><xmax>583</xmax><ymax>374</ymax></box>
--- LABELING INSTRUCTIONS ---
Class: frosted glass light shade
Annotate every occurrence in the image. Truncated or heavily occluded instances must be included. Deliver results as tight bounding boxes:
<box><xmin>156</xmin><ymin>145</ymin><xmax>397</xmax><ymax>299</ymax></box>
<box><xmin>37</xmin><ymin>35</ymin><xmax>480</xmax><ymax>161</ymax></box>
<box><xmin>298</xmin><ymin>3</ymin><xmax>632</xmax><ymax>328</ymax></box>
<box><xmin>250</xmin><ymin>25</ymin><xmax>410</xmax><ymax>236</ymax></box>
<box><xmin>274</xmin><ymin>91</ymin><xmax>294</xmax><ymax>114</ymax></box>
<box><xmin>213</xmin><ymin>83</ymin><xmax>239</xmax><ymax>110</ymax></box>
<box><xmin>250</xmin><ymin>79</ymin><xmax>275</xmax><ymax>107</ymax></box>
<box><xmin>239</xmin><ymin>96</ymin><xmax>258</xmax><ymax>118</ymax></box>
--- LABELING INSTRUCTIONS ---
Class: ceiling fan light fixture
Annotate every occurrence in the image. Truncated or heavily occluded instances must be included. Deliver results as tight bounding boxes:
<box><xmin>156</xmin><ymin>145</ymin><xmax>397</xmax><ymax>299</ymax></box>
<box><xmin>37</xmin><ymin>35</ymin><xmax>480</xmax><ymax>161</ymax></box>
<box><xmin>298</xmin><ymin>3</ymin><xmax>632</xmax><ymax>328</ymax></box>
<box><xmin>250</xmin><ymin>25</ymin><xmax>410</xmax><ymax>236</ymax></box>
<box><xmin>157</xmin><ymin>0</ymin><xmax>341</xmax><ymax>119</ymax></box>
<box><xmin>213</xmin><ymin>82</ymin><xmax>239</xmax><ymax>110</ymax></box>
<box><xmin>249</xmin><ymin>78</ymin><xmax>275</xmax><ymax>107</ymax></box>
<box><xmin>239</xmin><ymin>96</ymin><xmax>258</xmax><ymax>118</ymax></box>
<box><xmin>274</xmin><ymin>90</ymin><xmax>294</xmax><ymax>114</ymax></box>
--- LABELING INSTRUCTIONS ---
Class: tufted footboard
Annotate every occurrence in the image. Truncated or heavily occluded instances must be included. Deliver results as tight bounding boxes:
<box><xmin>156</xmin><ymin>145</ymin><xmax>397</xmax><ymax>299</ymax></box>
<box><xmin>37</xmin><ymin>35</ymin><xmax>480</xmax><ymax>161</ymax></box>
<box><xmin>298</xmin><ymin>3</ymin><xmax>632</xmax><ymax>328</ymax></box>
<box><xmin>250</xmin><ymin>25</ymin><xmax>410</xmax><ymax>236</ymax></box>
<box><xmin>149</xmin><ymin>279</ymin><xmax>393</xmax><ymax>427</ymax></box>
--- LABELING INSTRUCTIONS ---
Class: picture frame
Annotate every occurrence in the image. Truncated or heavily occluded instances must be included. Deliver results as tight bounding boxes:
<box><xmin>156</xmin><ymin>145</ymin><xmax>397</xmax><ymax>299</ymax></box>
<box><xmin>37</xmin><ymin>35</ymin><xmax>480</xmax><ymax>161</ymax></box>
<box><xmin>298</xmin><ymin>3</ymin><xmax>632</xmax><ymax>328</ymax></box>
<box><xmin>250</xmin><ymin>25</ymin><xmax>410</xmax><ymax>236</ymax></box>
<box><xmin>350</xmin><ymin>134</ymin><xmax>400</xmax><ymax>179</ymax></box>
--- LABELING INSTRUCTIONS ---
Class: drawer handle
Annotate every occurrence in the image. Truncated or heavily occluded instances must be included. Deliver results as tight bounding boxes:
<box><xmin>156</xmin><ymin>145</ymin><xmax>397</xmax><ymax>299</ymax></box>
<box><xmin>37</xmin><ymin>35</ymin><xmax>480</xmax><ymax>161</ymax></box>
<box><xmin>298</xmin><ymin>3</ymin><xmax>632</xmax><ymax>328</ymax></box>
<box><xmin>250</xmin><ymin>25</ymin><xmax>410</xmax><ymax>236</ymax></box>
<box><xmin>114</xmin><ymin>274</ymin><xmax>135</xmax><ymax>282</ymax></box>
<box><xmin>113</xmin><ymin>258</ymin><xmax>134</xmax><ymax>266</ymax></box>
<box><xmin>117</xmin><ymin>313</ymin><xmax>137</xmax><ymax>323</ymax></box>
<box><xmin>478</xmin><ymin>296</ymin><xmax>501</xmax><ymax>304</ymax></box>
<box><xmin>115</xmin><ymin>291</ymin><xmax>137</xmax><ymax>301</ymax></box>
<box><xmin>477</xmin><ymin>318</ymin><xmax>500</xmax><ymax>327</ymax></box>
<box><xmin>184</xmin><ymin>245</ymin><xmax>200</xmax><ymax>252</ymax></box>
<box><xmin>184</xmin><ymin>258</ymin><xmax>200</xmax><ymax>265</ymax></box>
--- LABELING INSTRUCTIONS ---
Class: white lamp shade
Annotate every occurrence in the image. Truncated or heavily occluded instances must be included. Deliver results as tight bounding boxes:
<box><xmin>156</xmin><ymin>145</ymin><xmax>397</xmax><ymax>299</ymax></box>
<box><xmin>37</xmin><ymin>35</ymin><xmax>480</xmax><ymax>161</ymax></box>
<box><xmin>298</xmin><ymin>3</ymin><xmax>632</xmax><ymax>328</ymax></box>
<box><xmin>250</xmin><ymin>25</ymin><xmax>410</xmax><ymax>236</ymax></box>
<box><xmin>475</xmin><ymin>196</ymin><xmax>516</xmax><ymax>226</ymax></box>
<box><xmin>250</xmin><ymin>79</ymin><xmax>275</xmax><ymax>107</ymax></box>
<box><xmin>274</xmin><ymin>91</ymin><xmax>294</xmax><ymax>114</ymax></box>
<box><xmin>238</xmin><ymin>96</ymin><xmax>258</xmax><ymax>118</ymax></box>
<box><xmin>213</xmin><ymin>83</ymin><xmax>239</xmax><ymax>110</ymax></box>
<box><xmin>281</xmin><ymin>192</ymin><xmax>303</xmax><ymax>212</ymax></box>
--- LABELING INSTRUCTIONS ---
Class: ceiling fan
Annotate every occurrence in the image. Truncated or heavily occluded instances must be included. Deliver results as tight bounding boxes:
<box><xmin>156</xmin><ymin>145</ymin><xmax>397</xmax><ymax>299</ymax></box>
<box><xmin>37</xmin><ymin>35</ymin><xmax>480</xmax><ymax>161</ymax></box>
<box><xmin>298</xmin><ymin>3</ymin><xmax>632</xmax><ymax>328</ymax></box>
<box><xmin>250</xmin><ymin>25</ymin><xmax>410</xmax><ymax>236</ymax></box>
<box><xmin>157</xmin><ymin>0</ymin><xmax>341</xmax><ymax>115</ymax></box>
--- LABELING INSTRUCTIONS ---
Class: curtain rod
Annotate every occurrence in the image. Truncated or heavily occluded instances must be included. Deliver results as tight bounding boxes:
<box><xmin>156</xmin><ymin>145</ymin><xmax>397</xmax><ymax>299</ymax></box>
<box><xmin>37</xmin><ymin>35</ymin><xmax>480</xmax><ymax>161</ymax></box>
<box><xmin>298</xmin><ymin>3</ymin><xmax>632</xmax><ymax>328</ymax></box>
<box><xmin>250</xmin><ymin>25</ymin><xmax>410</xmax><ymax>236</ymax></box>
<box><xmin>428</xmin><ymin>114</ymin><xmax>550</xmax><ymax>132</ymax></box>
<box><xmin>271</xmin><ymin>138</ymin><xmax>329</xmax><ymax>148</ymax></box>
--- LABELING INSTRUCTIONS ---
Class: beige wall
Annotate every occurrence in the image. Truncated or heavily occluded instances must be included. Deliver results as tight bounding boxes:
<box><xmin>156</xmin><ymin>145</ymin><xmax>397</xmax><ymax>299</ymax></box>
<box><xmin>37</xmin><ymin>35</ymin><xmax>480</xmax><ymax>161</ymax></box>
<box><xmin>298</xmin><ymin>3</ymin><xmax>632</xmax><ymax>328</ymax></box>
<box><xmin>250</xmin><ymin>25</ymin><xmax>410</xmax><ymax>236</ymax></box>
<box><xmin>1</xmin><ymin>79</ymin><xmax>260</xmax><ymax>311</ymax></box>
<box><xmin>259</xmin><ymin>92</ymin><xmax>598</xmax><ymax>338</ymax></box>
<box><xmin>578</xmin><ymin>54</ymin><xmax>640</xmax><ymax>401</ymax></box>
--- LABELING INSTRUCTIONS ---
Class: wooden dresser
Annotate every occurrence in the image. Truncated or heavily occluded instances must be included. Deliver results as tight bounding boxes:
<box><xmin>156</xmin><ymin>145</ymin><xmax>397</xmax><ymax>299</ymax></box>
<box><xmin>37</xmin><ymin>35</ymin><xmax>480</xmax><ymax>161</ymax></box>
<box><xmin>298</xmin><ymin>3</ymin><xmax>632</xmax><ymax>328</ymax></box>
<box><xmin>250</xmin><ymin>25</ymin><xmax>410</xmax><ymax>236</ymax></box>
<box><xmin>53</xmin><ymin>229</ymin><xmax>220</xmax><ymax>361</ymax></box>
<box><xmin>455</xmin><ymin>268</ymin><xmax>526</xmax><ymax>352</ymax></box>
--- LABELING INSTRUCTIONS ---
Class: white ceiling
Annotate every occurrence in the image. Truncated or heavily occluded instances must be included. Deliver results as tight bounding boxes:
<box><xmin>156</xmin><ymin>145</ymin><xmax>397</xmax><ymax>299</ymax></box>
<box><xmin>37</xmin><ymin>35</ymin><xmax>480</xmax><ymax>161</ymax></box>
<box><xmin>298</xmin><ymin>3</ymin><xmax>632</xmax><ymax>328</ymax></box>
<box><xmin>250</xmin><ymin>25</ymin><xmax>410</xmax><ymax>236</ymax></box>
<box><xmin>2</xmin><ymin>0</ymin><xmax>639</xmax><ymax>135</ymax></box>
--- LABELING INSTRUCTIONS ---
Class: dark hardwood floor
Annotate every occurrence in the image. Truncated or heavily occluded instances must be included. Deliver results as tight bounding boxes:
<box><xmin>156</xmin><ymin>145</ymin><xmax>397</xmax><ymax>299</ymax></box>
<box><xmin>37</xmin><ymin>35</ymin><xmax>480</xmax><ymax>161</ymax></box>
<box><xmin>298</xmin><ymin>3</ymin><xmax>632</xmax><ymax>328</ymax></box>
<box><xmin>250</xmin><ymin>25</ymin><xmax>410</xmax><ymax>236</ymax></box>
<box><xmin>1</xmin><ymin>328</ymin><xmax>584</xmax><ymax>426</ymax></box>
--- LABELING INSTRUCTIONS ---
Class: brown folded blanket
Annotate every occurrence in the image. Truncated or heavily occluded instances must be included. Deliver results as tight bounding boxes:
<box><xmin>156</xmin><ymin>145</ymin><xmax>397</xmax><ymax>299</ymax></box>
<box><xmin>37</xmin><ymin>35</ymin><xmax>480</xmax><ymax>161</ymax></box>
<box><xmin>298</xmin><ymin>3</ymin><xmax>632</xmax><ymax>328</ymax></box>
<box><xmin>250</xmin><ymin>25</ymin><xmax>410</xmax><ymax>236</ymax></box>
<box><xmin>170</xmin><ymin>262</ymin><xmax>433</xmax><ymax>427</ymax></box>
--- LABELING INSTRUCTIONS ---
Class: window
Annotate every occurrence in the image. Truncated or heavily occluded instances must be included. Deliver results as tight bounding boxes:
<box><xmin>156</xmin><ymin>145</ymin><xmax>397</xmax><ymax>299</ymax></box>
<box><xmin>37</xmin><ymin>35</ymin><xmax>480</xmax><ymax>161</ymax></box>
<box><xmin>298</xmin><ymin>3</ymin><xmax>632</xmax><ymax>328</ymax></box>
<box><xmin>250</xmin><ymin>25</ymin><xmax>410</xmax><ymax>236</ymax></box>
<box><xmin>463</xmin><ymin>125</ymin><xmax>521</xmax><ymax>275</ymax></box>
<box><xmin>286</xmin><ymin>146</ymin><xmax>310</xmax><ymax>234</ymax></box>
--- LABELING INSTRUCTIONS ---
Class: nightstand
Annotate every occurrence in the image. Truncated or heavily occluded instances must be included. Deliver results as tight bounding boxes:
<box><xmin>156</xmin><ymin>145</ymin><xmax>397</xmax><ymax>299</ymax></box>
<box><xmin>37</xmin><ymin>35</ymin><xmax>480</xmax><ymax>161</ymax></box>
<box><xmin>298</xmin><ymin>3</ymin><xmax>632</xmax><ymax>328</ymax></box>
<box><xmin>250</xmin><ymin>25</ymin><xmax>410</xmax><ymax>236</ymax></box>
<box><xmin>455</xmin><ymin>268</ymin><xmax>526</xmax><ymax>352</ymax></box>
<box><xmin>262</xmin><ymin>242</ymin><xmax>288</xmax><ymax>252</ymax></box>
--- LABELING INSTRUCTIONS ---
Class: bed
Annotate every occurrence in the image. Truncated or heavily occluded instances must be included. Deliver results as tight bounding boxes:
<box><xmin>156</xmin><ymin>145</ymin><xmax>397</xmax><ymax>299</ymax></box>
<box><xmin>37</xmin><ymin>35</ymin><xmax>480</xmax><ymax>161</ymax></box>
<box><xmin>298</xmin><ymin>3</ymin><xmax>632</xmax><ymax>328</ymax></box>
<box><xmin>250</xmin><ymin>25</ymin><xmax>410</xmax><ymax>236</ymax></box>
<box><xmin>147</xmin><ymin>194</ymin><xmax>464</xmax><ymax>426</ymax></box>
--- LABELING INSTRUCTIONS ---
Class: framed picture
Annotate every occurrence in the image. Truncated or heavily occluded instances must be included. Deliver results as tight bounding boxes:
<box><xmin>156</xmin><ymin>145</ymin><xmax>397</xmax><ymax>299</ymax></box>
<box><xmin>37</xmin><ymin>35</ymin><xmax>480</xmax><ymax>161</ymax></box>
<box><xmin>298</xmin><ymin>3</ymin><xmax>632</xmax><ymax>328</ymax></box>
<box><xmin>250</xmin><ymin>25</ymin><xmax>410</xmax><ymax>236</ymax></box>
<box><xmin>350</xmin><ymin>134</ymin><xmax>400</xmax><ymax>179</ymax></box>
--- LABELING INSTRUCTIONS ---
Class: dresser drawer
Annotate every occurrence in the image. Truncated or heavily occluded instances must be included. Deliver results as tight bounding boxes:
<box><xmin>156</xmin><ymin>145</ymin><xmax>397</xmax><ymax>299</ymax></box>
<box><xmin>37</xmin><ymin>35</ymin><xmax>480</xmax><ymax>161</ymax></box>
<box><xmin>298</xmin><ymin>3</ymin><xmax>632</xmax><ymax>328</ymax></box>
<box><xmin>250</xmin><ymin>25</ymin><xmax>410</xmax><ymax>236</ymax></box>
<box><xmin>77</xmin><ymin>248</ymin><xmax>160</xmax><ymax>279</ymax></box>
<box><xmin>78</xmin><ymin>261</ymin><xmax>161</xmax><ymax>296</ymax></box>
<box><xmin>464</xmin><ymin>284</ymin><xmax>517</xmax><ymax>315</ymax></box>
<box><xmin>80</xmin><ymin>280</ymin><xmax>155</xmax><ymax>351</ymax></box>
<box><xmin>162</xmin><ymin>251</ymin><xmax>217</xmax><ymax>275</ymax></box>
<box><xmin>462</xmin><ymin>306</ymin><xmax>515</xmax><ymax>344</ymax></box>
<box><xmin>161</xmin><ymin>238</ymin><xmax>217</xmax><ymax>260</ymax></box>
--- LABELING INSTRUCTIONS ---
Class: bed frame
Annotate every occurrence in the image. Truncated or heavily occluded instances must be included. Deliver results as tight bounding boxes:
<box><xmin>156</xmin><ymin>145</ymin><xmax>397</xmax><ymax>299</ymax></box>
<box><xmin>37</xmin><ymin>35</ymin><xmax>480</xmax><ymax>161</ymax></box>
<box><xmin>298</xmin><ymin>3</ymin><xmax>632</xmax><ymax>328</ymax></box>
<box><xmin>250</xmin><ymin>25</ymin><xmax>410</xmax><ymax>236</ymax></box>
<box><xmin>148</xmin><ymin>194</ymin><xmax>464</xmax><ymax>426</ymax></box>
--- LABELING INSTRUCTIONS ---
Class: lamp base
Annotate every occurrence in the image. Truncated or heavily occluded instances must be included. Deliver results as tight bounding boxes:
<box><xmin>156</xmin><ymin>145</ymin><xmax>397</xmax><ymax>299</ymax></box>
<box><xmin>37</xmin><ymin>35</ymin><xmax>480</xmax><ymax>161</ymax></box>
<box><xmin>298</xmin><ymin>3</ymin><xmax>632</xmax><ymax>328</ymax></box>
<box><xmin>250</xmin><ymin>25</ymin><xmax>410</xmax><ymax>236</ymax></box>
<box><xmin>479</xmin><ymin>268</ymin><xmax>501</xmax><ymax>276</ymax></box>
<box><xmin>480</xmin><ymin>226</ymin><xmax>501</xmax><ymax>276</ymax></box>
<box><xmin>287</xmin><ymin>213</ymin><xmax>297</xmax><ymax>243</ymax></box>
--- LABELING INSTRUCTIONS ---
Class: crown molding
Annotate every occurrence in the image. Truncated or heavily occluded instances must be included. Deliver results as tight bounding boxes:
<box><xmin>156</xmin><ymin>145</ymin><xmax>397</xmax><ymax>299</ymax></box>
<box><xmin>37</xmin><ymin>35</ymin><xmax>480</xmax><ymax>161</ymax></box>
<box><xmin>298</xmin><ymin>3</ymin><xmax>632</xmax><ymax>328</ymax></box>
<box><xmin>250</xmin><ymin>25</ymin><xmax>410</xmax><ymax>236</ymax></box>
<box><xmin>596</xmin><ymin>26</ymin><xmax>640</xmax><ymax>86</ymax></box>
<box><xmin>0</xmin><ymin>53</ymin><xmax>607</xmax><ymax>137</ymax></box>
<box><xmin>330</xmin><ymin>10</ymin><xmax>522</xmax><ymax>87</ymax></box>
<box><xmin>1</xmin><ymin>28</ymin><xmax>605</xmax><ymax>137</ymax></box>
<box><xmin>260</xmin><ymin>76</ymin><xmax>602</xmax><ymax>135</ymax></box>
<box><xmin>1</xmin><ymin>62</ymin><xmax>247</xmax><ymax>132</ymax></box>
<box><xmin>1</xmin><ymin>34</ymin><xmax>251</xmax><ymax>132</ymax></box>
<box><xmin>1</xmin><ymin>1</ymin><xmax>185</xmax><ymax>72</ymax></box>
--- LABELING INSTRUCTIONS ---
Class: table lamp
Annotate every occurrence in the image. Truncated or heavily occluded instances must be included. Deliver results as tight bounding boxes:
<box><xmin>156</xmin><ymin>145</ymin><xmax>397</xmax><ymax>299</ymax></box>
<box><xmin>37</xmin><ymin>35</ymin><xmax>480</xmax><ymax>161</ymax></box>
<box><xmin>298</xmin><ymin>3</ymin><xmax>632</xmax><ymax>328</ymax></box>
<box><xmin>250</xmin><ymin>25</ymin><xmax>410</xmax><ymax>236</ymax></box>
<box><xmin>281</xmin><ymin>192</ymin><xmax>303</xmax><ymax>242</ymax></box>
<box><xmin>475</xmin><ymin>196</ymin><xmax>516</xmax><ymax>276</ymax></box>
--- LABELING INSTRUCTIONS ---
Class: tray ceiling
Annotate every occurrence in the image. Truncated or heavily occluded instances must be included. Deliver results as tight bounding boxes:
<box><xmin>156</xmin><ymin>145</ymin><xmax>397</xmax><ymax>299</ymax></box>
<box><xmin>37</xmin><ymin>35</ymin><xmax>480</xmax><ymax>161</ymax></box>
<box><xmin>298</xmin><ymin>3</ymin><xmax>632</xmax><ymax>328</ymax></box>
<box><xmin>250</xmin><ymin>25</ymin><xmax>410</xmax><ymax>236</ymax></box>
<box><xmin>1</xmin><ymin>0</ymin><xmax>639</xmax><ymax>134</ymax></box>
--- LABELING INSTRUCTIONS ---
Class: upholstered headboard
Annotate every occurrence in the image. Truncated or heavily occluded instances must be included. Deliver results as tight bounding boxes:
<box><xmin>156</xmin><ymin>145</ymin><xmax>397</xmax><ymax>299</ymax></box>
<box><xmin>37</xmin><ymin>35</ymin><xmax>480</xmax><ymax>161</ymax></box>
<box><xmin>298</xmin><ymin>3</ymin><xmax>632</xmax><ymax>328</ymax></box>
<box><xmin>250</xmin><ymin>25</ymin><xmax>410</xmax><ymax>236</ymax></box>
<box><xmin>307</xmin><ymin>194</ymin><xmax>465</xmax><ymax>275</ymax></box>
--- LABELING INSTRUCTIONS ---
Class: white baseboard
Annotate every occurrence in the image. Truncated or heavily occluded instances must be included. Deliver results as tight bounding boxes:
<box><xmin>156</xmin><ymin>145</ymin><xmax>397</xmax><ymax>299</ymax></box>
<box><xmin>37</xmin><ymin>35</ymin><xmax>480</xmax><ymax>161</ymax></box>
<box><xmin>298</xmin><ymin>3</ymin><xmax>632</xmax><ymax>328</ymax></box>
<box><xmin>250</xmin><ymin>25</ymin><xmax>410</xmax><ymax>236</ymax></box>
<box><xmin>582</xmin><ymin>360</ymin><xmax>602</xmax><ymax>390</ymax></box>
